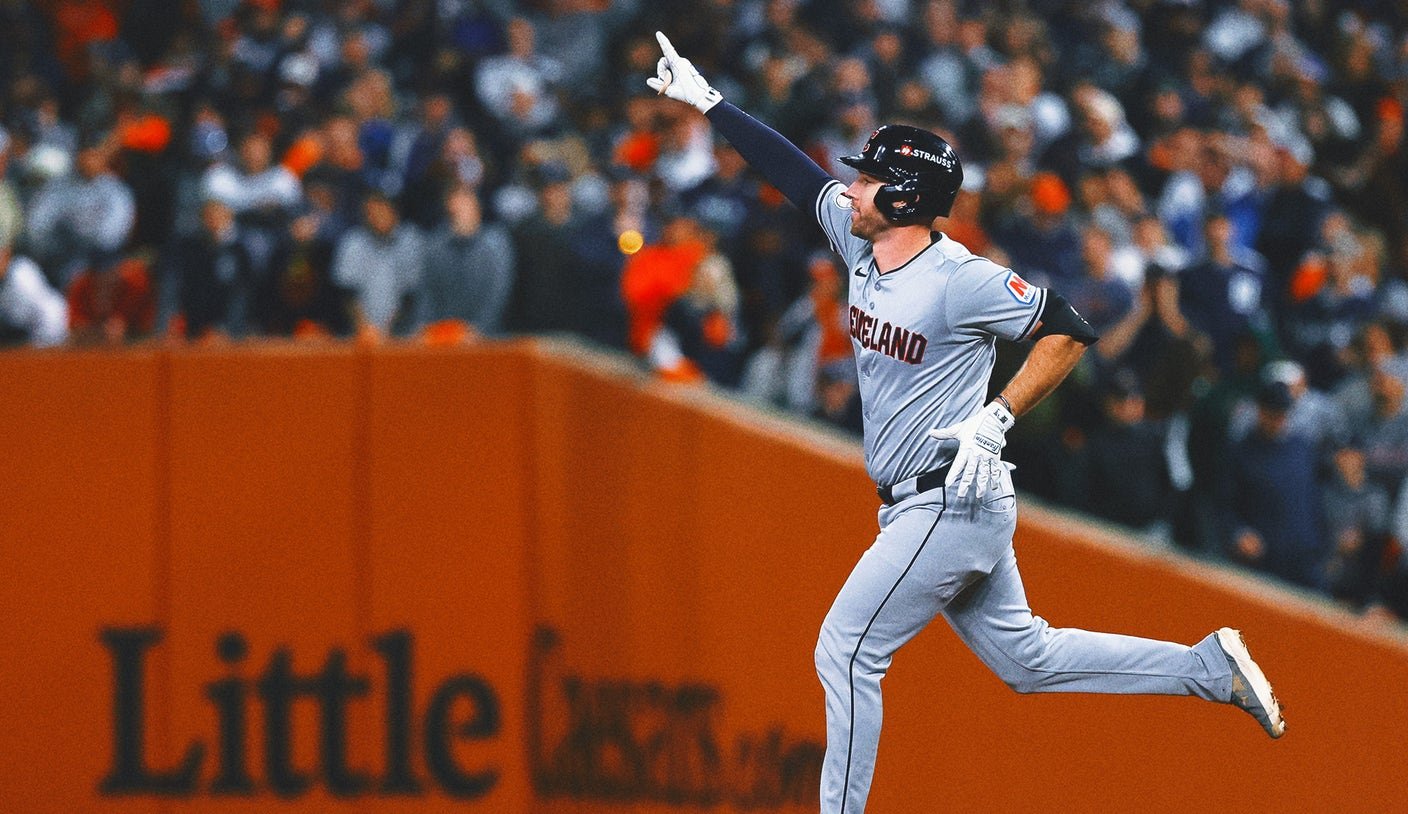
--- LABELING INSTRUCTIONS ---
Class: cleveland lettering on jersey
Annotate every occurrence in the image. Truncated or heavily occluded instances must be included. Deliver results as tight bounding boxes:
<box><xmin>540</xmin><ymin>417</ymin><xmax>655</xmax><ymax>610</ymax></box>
<box><xmin>847</xmin><ymin>305</ymin><xmax>927</xmax><ymax>364</ymax></box>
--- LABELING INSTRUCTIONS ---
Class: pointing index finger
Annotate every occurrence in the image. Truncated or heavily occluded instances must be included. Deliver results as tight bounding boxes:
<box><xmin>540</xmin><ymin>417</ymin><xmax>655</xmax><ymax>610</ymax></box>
<box><xmin>656</xmin><ymin>31</ymin><xmax>679</xmax><ymax>61</ymax></box>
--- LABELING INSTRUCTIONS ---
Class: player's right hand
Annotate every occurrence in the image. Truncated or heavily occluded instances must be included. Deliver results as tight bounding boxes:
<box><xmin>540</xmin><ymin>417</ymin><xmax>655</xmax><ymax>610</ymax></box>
<box><xmin>928</xmin><ymin>401</ymin><xmax>1014</xmax><ymax>500</ymax></box>
<box><xmin>647</xmin><ymin>31</ymin><xmax>723</xmax><ymax>113</ymax></box>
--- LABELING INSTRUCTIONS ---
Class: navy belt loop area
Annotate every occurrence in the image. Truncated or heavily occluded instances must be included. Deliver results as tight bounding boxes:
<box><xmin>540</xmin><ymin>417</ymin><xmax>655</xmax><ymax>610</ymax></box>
<box><xmin>876</xmin><ymin>463</ymin><xmax>952</xmax><ymax>506</ymax></box>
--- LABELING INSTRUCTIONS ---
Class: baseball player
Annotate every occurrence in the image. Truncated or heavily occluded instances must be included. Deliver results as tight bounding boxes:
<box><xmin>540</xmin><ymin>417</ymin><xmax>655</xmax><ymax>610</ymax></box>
<box><xmin>648</xmin><ymin>33</ymin><xmax>1286</xmax><ymax>813</ymax></box>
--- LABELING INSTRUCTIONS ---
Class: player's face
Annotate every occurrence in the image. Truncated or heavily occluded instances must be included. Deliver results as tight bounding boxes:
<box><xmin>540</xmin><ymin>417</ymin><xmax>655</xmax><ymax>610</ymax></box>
<box><xmin>844</xmin><ymin>173</ymin><xmax>888</xmax><ymax>239</ymax></box>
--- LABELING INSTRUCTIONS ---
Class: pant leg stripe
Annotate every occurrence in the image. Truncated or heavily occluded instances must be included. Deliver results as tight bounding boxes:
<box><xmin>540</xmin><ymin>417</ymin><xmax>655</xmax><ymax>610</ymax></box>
<box><xmin>840</xmin><ymin>496</ymin><xmax>946</xmax><ymax>814</ymax></box>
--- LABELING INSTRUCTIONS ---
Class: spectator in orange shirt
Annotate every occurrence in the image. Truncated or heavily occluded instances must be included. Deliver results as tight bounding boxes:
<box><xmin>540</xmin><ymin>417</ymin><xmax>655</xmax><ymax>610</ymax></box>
<box><xmin>664</xmin><ymin>231</ymin><xmax>745</xmax><ymax>385</ymax></box>
<box><xmin>621</xmin><ymin>212</ymin><xmax>709</xmax><ymax>380</ymax></box>
<box><xmin>49</xmin><ymin>0</ymin><xmax>120</xmax><ymax>85</ymax></box>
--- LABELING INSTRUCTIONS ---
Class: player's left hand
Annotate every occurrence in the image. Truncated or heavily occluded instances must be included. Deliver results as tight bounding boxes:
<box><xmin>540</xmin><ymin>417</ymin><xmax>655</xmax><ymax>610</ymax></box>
<box><xmin>928</xmin><ymin>401</ymin><xmax>1014</xmax><ymax>499</ymax></box>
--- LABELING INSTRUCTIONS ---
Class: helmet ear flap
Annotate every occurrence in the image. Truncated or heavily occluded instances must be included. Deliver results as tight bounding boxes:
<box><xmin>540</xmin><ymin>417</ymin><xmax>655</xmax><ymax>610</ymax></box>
<box><xmin>875</xmin><ymin>178</ymin><xmax>926</xmax><ymax>223</ymax></box>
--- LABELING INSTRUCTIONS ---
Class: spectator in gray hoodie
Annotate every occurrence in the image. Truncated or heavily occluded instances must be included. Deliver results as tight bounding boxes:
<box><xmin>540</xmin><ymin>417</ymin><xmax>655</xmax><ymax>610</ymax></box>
<box><xmin>25</xmin><ymin>135</ymin><xmax>134</xmax><ymax>289</ymax></box>
<box><xmin>420</xmin><ymin>186</ymin><xmax>515</xmax><ymax>337</ymax></box>
<box><xmin>1322</xmin><ymin>443</ymin><xmax>1391</xmax><ymax>608</ymax></box>
<box><xmin>333</xmin><ymin>190</ymin><xmax>424</xmax><ymax>337</ymax></box>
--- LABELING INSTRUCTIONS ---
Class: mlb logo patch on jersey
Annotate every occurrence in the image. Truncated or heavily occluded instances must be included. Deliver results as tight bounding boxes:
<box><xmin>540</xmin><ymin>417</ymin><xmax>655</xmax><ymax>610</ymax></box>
<box><xmin>1004</xmin><ymin>271</ymin><xmax>1036</xmax><ymax>304</ymax></box>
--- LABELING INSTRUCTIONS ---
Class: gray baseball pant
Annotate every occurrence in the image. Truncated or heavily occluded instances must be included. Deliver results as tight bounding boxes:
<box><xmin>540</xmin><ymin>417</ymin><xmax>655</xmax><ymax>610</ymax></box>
<box><xmin>814</xmin><ymin>472</ymin><xmax>1235</xmax><ymax>813</ymax></box>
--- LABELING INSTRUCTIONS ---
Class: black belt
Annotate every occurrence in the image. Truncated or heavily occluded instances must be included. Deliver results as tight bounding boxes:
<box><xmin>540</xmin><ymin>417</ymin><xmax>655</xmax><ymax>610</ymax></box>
<box><xmin>877</xmin><ymin>463</ymin><xmax>952</xmax><ymax>506</ymax></box>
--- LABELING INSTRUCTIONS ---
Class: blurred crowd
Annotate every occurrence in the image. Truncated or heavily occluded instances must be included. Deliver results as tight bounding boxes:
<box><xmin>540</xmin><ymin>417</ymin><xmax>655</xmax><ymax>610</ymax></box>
<box><xmin>3</xmin><ymin>0</ymin><xmax>1408</xmax><ymax>619</ymax></box>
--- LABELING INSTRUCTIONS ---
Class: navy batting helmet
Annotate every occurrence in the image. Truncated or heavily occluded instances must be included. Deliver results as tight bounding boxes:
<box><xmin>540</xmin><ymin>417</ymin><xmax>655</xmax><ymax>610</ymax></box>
<box><xmin>839</xmin><ymin>125</ymin><xmax>963</xmax><ymax>222</ymax></box>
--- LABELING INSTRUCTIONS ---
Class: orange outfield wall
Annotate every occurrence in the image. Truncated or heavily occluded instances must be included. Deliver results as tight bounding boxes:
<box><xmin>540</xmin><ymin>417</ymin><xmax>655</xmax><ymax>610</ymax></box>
<box><xmin>0</xmin><ymin>340</ymin><xmax>1404</xmax><ymax>814</ymax></box>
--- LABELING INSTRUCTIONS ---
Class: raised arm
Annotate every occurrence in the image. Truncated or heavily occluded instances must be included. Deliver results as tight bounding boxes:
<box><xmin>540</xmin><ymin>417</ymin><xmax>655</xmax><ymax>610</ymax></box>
<box><xmin>650</xmin><ymin>32</ymin><xmax>832</xmax><ymax>212</ymax></box>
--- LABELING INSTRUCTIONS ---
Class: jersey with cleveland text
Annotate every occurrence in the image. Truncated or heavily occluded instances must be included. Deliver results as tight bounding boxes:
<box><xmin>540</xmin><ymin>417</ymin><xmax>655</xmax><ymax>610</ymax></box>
<box><xmin>813</xmin><ymin>179</ymin><xmax>1048</xmax><ymax>487</ymax></box>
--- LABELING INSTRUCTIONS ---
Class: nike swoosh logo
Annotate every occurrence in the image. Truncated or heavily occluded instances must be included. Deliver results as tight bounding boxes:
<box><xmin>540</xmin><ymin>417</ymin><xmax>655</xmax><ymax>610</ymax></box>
<box><xmin>854</xmin><ymin>268</ymin><xmax>865</xmax><ymax>277</ymax></box>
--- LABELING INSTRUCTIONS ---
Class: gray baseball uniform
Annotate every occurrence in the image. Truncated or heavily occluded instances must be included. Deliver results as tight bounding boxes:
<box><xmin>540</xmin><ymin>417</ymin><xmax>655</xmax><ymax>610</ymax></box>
<box><xmin>810</xmin><ymin>179</ymin><xmax>1236</xmax><ymax>813</ymax></box>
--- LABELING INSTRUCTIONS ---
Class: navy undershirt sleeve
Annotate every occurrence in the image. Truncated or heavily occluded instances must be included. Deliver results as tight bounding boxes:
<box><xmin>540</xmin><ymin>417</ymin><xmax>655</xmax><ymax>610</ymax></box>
<box><xmin>705</xmin><ymin>102</ymin><xmax>834</xmax><ymax>213</ymax></box>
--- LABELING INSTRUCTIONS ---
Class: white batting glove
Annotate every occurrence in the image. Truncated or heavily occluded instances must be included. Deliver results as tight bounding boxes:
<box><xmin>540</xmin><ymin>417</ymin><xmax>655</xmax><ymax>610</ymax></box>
<box><xmin>646</xmin><ymin>31</ymin><xmax>723</xmax><ymax>113</ymax></box>
<box><xmin>927</xmin><ymin>401</ymin><xmax>1015</xmax><ymax>500</ymax></box>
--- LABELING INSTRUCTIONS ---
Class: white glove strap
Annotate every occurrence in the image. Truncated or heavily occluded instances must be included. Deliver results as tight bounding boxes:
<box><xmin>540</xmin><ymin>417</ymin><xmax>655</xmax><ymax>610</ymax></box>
<box><xmin>973</xmin><ymin>401</ymin><xmax>1014</xmax><ymax>454</ymax></box>
<box><xmin>688</xmin><ymin>78</ymin><xmax>723</xmax><ymax>113</ymax></box>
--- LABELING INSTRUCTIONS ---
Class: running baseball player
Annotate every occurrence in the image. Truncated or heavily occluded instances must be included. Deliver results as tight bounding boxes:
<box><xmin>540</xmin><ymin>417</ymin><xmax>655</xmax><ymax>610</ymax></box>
<box><xmin>648</xmin><ymin>33</ymin><xmax>1285</xmax><ymax>813</ymax></box>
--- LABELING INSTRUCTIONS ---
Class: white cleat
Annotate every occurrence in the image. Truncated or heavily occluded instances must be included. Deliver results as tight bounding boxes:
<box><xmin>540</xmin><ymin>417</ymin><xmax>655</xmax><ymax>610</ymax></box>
<box><xmin>1215</xmin><ymin>627</ymin><xmax>1286</xmax><ymax>739</ymax></box>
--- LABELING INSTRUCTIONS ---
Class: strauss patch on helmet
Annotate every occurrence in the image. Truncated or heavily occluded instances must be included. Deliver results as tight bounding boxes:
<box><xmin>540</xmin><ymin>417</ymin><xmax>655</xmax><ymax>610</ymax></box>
<box><xmin>897</xmin><ymin>144</ymin><xmax>954</xmax><ymax>168</ymax></box>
